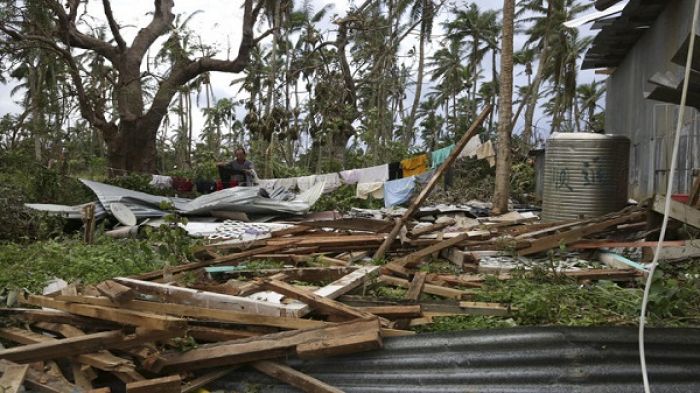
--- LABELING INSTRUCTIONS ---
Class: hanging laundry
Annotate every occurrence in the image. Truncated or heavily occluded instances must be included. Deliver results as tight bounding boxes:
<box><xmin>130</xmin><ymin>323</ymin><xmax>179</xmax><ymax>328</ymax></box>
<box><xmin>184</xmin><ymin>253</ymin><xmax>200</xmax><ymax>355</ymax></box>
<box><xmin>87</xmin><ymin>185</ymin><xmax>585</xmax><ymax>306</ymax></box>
<box><xmin>384</xmin><ymin>176</ymin><xmax>416</xmax><ymax>208</ymax></box>
<box><xmin>415</xmin><ymin>169</ymin><xmax>434</xmax><ymax>185</ymax></box>
<box><xmin>458</xmin><ymin>136</ymin><xmax>483</xmax><ymax>159</ymax></box>
<box><xmin>339</xmin><ymin>169</ymin><xmax>360</xmax><ymax>185</ymax></box>
<box><xmin>356</xmin><ymin>164</ymin><xmax>389</xmax><ymax>183</ymax></box>
<box><xmin>316</xmin><ymin>173</ymin><xmax>342</xmax><ymax>193</ymax></box>
<box><xmin>476</xmin><ymin>140</ymin><xmax>496</xmax><ymax>167</ymax></box>
<box><xmin>401</xmin><ymin>154</ymin><xmax>428</xmax><ymax>177</ymax></box>
<box><xmin>295</xmin><ymin>175</ymin><xmax>317</xmax><ymax>192</ymax></box>
<box><xmin>149</xmin><ymin>175</ymin><xmax>173</xmax><ymax>189</ymax></box>
<box><xmin>431</xmin><ymin>144</ymin><xmax>455</xmax><ymax>169</ymax></box>
<box><xmin>388</xmin><ymin>161</ymin><xmax>402</xmax><ymax>180</ymax></box>
<box><xmin>356</xmin><ymin>182</ymin><xmax>385</xmax><ymax>199</ymax></box>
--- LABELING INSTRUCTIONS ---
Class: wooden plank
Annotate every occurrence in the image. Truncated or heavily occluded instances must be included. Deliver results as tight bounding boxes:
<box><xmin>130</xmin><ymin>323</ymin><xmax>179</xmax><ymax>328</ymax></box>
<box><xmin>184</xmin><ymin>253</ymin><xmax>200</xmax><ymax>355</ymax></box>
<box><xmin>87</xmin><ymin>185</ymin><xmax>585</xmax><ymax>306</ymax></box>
<box><xmin>653</xmin><ymin>194</ymin><xmax>700</xmax><ymax>228</ymax></box>
<box><xmin>22</xmin><ymin>294</ymin><xmax>187</xmax><ymax>331</ymax></box>
<box><xmin>390</xmin><ymin>233</ymin><xmax>470</xmax><ymax>268</ymax></box>
<box><xmin>0</xmin><ymin>330</ymin><xmax>125</xmax><ymax>363</ymax></box>
<box><xmin>259</xmin><ymin>279</ymin><xmax>377</xmax><ymax>321</ymax></box>
<box><xmin>126</xmin><ymin>375</ymin><xmax>181</xmax><ymax>393</ymax></box>
<box><xmin>374</xmin><ymin>105</ymin><xmax>492</xmax><ymax>259</ymax></box>
<box><xmin>252</xmin><ymin>361</ymin><xmax>345</xmax><ymax>393</ymax></box>
<box><xmin>54</xmin><ymin>295</ymin><xmax>328</xmax><ymax>330</ymax></box>
<box><xmin>132</xmin><ymin>242</ymin><xmax>298</xmax><ymax>281</ymax></box>
<box><xmin>113</xmin><ymin>277</ymin><xmax>293</xmax><ymax>317</ymax></box>
<box><xmin>181</xmin><ymin>368</ymin><xmax>238</xmax><ymax>393</ymax></box>
<box><xmin>96</xmin><ymin>280</ymin><xmax>135</xmax><ymax>304</ymax></box>
<box><xmin>690</xmin><ymin>175</ymin><xmax>700</xmax><ymax>207</ymax></box>
<box><xmin>407</xmin><ymin>219</ymin><xmax>456</xmax><ymax>238</ymax></box>
<box><xmin>0</xmin><ymin>363</ymin><xmax>29</xmax><ymax>393</ymax></box>
<box><xmin>404</xmin><ymin>272</ymin><xmax>427</xmax><ymax>301</ymax></box>
<box><xmin>0</xmin><ymin>308</ymin><xmax>119</xmax><ymax>330</ymax></box>
<box><xmin>459</xmin><ymin>301</ymin><xmax>513</xmax><ymax>316</ymax></box>
<box><xmin>153</xmin><ymin>319</ymin><xmax>381</xmax><ymax>373</ymax></box>
<box><xmin>518</xmin><ymin>211</ymin><xmax>645</xmax><ymax>256</ymax></box>
<box><xmin>295</xmin><ymin>329</ymin><xmax>382</xmax><ymax>359</ymax></box>
<box><xmin>187</xmin><ymin>326</ymin><xmax>262</xmax><ymax>342</ymax></box>
<box><xmin>71</xmin><ymin>362</ymin><xmax>95</xmax><ymax>391</ymax></box>
<box><xmin>642</xmin><ymin>240</ymin><xmax>700</xmax><ymax>261</ymax></box>
<box><xmin>358</xmin><ymin>305</ymin><xmax>422</xmax><ymax>318</ymax></box>
<box><xmin>569</xmin><ymin>240</ymin><xmax>686</xmax><ymax>249</ymax></box>
<box><xmin>378</xmin><ymin>275</ymin><xmax>473</xmax><ymax>300</ymax></box>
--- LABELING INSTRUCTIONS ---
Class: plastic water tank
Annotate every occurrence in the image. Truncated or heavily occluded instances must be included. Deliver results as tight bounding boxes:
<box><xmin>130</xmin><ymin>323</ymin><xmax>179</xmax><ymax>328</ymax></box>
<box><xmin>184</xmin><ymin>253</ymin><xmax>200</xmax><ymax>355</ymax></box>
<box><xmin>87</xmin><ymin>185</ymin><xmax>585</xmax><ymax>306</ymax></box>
<box><xmin>541</xmin><ymin>132</ymin><xmax>630</xmax><ymax>222</ymax></box>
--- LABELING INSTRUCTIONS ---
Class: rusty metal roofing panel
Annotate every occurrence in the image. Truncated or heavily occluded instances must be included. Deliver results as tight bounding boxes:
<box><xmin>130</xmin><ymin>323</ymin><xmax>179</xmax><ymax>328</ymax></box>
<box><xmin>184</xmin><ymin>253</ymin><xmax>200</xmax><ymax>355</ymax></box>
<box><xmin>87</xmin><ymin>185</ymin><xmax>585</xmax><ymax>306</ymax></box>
<box><xmin>213</xmin><ymin>327</ymin><xmax>700</xmax><ymax>393</ymax></box>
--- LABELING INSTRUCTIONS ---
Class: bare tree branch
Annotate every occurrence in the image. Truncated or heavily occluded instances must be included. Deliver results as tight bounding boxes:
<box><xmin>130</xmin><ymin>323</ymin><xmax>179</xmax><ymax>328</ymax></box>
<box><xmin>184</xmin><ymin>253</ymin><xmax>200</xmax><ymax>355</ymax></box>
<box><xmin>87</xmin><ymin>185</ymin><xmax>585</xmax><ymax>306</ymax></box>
<box><xmin>102</xmin><ymin>0</ymin><xmax>127</xmax><ymax>51</ymax></box>
<box><xmin>130</xmin><ymin>0</ymin><xmax>175</xmax><ymax>64</ymax></box>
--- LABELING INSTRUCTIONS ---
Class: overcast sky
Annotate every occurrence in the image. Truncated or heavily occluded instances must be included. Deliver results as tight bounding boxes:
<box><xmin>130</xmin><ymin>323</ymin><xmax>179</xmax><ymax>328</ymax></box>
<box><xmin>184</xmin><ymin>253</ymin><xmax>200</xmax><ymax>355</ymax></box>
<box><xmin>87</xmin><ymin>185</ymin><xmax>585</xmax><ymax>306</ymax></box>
<box><xmin>0</xmin><ymin>0</ymin><xmax>604</xmax><ymax>143</ymax></box>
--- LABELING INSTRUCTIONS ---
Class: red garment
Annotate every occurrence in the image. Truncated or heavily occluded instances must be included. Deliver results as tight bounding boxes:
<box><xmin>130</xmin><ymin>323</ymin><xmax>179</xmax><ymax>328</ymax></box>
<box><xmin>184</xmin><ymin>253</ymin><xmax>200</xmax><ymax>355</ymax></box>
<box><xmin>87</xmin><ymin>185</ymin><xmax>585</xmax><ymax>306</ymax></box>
<box><xmin>215</xmin><ymin>179</ymin><xmax>238</xmax><ymax>190</ymax></box>
<box><xmin>171</xmin><ymin>177</ymin><xmax>193</xmax><ymax>192</ymax></box>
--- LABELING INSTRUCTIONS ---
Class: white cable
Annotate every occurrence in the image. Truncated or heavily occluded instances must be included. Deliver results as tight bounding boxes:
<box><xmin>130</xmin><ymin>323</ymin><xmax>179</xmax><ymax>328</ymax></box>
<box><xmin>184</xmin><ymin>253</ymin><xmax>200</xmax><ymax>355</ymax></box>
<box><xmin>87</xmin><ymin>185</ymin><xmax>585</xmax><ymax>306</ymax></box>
<box><xmin>639</xmin><ymin>1</ymin><xmax>700</xmax><ymax>391</ymax></box>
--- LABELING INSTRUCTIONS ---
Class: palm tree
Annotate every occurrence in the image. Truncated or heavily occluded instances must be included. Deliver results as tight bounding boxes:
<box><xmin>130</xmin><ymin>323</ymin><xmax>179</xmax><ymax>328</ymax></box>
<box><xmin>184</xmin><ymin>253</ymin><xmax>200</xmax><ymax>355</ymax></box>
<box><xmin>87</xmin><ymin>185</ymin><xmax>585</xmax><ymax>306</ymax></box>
<box><xmin>492</xmin><ymin>0</ymin><xmax>515</xmax><ymax>215</ymax></box>
<box><xmin>428</xmin><ymin>38</ymin><xmax>468</xmax><ymax>140</ymax></box>
<box><xmin>576</xmin><ymin>80</ymin><xmax>605</xmax><ymax>132</ymax></box>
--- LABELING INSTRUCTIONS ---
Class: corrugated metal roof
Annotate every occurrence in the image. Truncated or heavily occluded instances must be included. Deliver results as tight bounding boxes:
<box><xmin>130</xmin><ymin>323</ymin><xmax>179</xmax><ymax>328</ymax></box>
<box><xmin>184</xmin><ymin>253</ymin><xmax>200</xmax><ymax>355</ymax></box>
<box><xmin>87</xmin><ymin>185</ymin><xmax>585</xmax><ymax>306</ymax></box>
<box><xmin>213</xmin><ymin>327</ymin><xmax>700</xmax><ymax>392</ymax></box>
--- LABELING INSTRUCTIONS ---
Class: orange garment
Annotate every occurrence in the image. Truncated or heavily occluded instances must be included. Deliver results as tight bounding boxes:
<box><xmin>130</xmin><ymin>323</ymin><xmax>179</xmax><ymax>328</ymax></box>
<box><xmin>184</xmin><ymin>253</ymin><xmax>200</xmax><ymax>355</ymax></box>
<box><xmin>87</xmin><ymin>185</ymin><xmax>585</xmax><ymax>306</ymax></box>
<box><xmin>401</xmin><ymin>154</ymin><xmax>428</xmax><ymax>177</ymax></box>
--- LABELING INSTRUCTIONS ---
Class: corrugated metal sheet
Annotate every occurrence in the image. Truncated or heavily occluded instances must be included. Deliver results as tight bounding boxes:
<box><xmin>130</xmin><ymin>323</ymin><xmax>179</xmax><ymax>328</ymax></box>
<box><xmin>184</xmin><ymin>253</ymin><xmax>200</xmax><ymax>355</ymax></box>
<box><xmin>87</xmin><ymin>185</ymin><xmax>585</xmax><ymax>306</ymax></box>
<box><xmin>542</xmin><ymin>133</ymin><xmax>630</xmax><ymax>222</ymax></box>
<box><xmin>212</xmin><ymin>327</ymin><xmax>700</xmax><ymax>393</ymax></box>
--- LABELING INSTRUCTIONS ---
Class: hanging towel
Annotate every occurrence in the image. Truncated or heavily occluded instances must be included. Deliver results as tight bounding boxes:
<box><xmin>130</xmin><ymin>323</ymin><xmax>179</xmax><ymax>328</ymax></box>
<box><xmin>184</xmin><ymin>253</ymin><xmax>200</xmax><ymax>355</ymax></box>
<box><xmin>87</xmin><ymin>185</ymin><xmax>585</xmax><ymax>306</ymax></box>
<box><xmin>415</xmin><ymin>169</ymin><xmax>435</xmax><ymax>185</ymax></box>
<box><xmin>339</xmin><ymin>169</ymin><xmax>360</xmax><ymax>185</ymax></box>
<box><xmin>388</xmin><ymin>161</ymin><xmax>402</xmax><ymax>180</ymax></box>
<box><xmin>317</xmin><ymin>173</ymin><xmax>342</xmax><ymax>193</ymax></box>
<box><xmin>476</xmin><ymin>140</ymin><xmax>496</xmax><ymax>167</ymax></box>
<box><xmin>295</xmin><ymin>175</ymin><xmax>317</xmax><ymax>192</ymax></box>
<box><xmin>384</xmin><ymin>176</ymin><xmax>416</xmax><ymax>208</ymax></box>
<box><xmin>356</xmin><ymin>182</ymin><xmax>385</xmax><ymax>199</ymax></box>
<box><xmin>356</xmin><ymin>164</ymin><xmax>389</xmax><ymax>183</ymax></box>
<box><xmin>458</xmin><ymin>136</ymin><xmax>483</xmax><ymax>159</ymax></box>
<box><xmin>431</xmin><ymin>144</ymin><xmax>455</xmax><ymax>169</ymax></box>
<box><xmin>401</xmin><ymin>154</ymin><xmax>428</xmax><ymax>177</ymax></box>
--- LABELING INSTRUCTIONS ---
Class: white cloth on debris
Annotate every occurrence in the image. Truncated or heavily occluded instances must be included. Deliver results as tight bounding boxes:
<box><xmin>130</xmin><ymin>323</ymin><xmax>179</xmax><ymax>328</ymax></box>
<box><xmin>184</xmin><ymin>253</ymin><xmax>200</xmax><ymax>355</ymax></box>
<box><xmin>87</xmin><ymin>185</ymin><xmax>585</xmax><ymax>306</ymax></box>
<box><xmin>149</xmin><ymin>175</ymin><xmax>173</xmax><ymax>189</ymax></box>
<box><xmin>458</xmin><ymin>137</ymin><xmax>483</xmax><ymax>159</ymax></box>
<box><xmin>476</xmin><ymin>140</ymin><xmax>496</xmax><ymax>167</ymax></box>
<box><xmin>295</xmin><ymin>175</ymin><xmax>317</xmax><ymax>192</ymax></box>
<box><xmin>356</xmin><ymin>164</ymin><xmax>389</xmax><ymax>183</ymax></box>
<box><xmin>356</xmin><ymin>182</ymin><xmax>385</xmax><ymax>199</ymax></box>
<box><xmin>257</xmin><ymin>179</ymin><xmax>277</xmax><ymax>191</ymax></box>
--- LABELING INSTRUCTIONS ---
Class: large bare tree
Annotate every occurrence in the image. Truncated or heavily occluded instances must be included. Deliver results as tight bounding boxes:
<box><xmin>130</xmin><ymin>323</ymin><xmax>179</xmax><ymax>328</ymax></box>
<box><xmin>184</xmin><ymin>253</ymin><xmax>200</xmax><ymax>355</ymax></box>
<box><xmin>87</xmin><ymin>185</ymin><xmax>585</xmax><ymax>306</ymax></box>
<box><xmin>0</xmin><ymin>0</ymin><xmax>269</xmax><ymax>172</ymax></box>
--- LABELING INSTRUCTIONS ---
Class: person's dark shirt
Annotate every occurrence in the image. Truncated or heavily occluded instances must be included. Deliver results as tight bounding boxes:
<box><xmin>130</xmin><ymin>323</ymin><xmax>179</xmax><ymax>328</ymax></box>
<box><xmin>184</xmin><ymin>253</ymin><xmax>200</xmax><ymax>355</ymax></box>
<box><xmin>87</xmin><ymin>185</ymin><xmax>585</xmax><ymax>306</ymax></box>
<box><xmin>225</xmin><ymin>159</ymin><xmax>254</xmax><ymax>185</ymax></box>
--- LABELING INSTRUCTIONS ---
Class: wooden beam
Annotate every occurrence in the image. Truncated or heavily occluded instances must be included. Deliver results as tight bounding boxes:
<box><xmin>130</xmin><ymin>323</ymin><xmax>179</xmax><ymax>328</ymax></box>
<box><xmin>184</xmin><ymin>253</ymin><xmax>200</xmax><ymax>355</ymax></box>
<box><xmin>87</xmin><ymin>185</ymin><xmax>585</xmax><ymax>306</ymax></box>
<box><xmin>96</xmin><ymin>280</ymin><xmax>135</xmax><ymax>304</ymax></box>
<box><xmin>390</xmin><ymin>233</ymin><xmax>470</xmax><ymax>268</ymax></box>
<box><xmin>259</xmin><ymin>279</ymin><xmax>377</xmax><ymax>321</ymax></box>
<box><xmin>404</xmin><ymin>272</ymin><xmax>427</xmax><ymax>301</ymax></box>
<box><xmin>374</xmin><ymin>105</ymin><xmax>492</xmax><ymax>259</ymax></box>
<box><xmin>295</xmin><ymin>329</ymin><xmax>382</xmax><ymax>359</ymax></box>
<box><xmin>0</xmin><ymin>360</ymin><xmax>82</xmax><ymax>393</ymax></box>
<box><xmin>459</xmin><ymin>301</ymin><xmax>513</xmax><ymax>316</ymax></box>
<box><xmin>126</xmin><ymin>375</ymin><xmax>181</xmax><ymax>393</ymax></box>
<box><xmin>113</xmin><ymin>277</ymin><xmax>293</xmax><ymax>317</ymax></box>
<box><xmin>0</xmin><ymin>363</ymin><xmax>29</xmax><ymax>393</ymax></box>
<box><xmin>252</xmin><ymin>361</ymin><xmax>345</xmax><ymax>393</ymax></box>
<box><xmin>21</xmin><ymin>294</ymin><xmax>187</xmax><ymax>331</ymax></box>
<box><xmin>153</xmin><ymin>319</ymin><xmax>381</xmax><ymax>373</ymax></box>
<box><xmin>378</xmin><ymin>275</ymin><xmax>474</xmax><ymax>300</ymax></box>
<box><xmin>54</xmin><ymin>295</ymin><xmax>328</xmax><ymax>330</ymax></box>
<box><xmin>358</xmin><ymin>305</ymin><xmax>422</xmax><ymax>318</ymax></box>
<box><xmin>0</xmin><ymin>329</ymin><xmax>125</xmax><ymax>363</ymax></box>
<box><xmin>653</xmin><ymin>194</ymin><xmax>700</xmax><ymax>229</ymax></box>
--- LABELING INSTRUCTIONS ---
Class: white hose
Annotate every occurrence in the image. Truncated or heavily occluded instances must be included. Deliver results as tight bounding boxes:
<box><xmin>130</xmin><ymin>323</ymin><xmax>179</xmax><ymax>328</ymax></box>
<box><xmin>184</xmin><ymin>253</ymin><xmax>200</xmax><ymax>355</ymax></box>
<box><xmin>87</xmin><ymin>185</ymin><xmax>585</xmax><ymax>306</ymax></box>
<box><xmin>639</xmin><ymin>1</ymin><xmax>700</xmax><ymax>391</ymax></box>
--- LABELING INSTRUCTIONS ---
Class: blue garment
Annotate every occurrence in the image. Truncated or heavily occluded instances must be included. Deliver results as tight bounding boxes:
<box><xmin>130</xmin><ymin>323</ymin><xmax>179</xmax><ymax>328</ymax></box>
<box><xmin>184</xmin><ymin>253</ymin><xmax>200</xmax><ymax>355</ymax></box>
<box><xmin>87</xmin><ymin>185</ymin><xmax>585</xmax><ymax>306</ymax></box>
<box><xmin>431</xmin><ymin>144</ymin><xmax>455</xmax><ymax>169</ymax></box>
<box><xmin>384</xmin><ymin>176</ymin><xmax>416</xmax><ymax>208</ymax></box>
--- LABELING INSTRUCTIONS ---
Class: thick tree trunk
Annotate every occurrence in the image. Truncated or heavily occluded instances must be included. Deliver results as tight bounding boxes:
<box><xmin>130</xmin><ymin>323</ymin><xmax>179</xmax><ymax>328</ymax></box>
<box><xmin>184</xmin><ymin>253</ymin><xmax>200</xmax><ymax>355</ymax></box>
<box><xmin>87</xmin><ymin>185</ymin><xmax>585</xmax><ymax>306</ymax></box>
<box><xmin>492</xmin><ymin>0</ymin><xmax>515</xmax><ymax>215</ymax></box>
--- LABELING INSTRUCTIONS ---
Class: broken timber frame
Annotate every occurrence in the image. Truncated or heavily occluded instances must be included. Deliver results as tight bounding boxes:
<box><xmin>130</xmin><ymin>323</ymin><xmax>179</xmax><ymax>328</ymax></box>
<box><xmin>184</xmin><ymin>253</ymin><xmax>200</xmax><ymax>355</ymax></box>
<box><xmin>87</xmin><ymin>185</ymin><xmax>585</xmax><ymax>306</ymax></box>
<box><xmin>373</xmin><ymin>105</ymin><xmax>492</xmax><ymax>259</ymax></box>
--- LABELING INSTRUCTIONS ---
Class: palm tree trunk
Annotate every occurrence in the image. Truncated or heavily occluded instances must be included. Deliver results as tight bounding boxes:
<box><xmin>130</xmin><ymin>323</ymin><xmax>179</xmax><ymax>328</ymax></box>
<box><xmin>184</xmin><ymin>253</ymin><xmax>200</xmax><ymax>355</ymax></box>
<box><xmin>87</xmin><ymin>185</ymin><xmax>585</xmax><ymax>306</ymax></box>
<box><xmin>492</xmin><ymin>0</ymin><xmax>515</xmax><ymax>215</ymax></box>
<box><xmin>405</xmin><ymin>21</ymin><xmax>426</xmax><ymax>148</ymax></box>
<box><xmin>523</xmin><ymin>43</ymin><xmax>548</xmax><ymax>146</ymax></box>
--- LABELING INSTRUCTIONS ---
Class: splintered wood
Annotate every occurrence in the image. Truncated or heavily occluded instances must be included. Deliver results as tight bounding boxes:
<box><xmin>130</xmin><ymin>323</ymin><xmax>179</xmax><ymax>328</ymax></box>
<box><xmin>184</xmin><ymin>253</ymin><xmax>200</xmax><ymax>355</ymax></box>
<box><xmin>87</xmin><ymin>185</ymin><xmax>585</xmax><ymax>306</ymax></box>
<box><xmin>2</xmin><ymin>200</ymin><xmax>662</xmax><ymax>392</ymax></box>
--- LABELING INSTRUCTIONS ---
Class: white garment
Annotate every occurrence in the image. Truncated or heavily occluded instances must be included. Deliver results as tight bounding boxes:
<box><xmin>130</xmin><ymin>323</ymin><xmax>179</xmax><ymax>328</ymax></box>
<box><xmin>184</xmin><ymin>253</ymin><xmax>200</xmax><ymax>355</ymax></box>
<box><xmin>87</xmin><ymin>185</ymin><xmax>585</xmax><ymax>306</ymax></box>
<box><xmin>356</xmin><ymin>182</ymin><xmax>385</xmax><ymax>199</ymax></box>
<box><xmin>317</xmin><ymin>173</ymin><xmax>342</xmax><ymax>193</ymax></box>
<box><xmin>296</xmin><ymin>175</ymin><xmax>317</xmax><ymax>192</ymax></box>
<box><xmin>458</xmin><ymin>137</ymin><xmax>483</xmax><ymax>159</ymax></box>
<box><xmin>356</xmin><ymin>164</ymin><xmax>389</xmax><ymax>183</ymax></box>
<box><xmin>340</xmin><ymin>169</ymin><xmax>360</xmax><ymax>185</ymax></box>
<box><xmin>149</xmin><ymin>175</ymin><xmax>173</xmax><ymax>189</ymax></box>
<box><xmin>476</xmin><ymin>140</ymin><xmax>496</xmax><ymax>167</ymax></box>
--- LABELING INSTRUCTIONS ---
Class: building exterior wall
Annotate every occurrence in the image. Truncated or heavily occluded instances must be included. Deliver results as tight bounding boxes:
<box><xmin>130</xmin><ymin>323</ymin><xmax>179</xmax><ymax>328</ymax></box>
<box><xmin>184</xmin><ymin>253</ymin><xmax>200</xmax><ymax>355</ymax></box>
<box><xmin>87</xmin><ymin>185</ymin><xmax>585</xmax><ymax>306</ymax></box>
<box><xmin>605</xmin><ymin>0</ymin><xmax>700</xmax><ymax>199</ymax></box>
